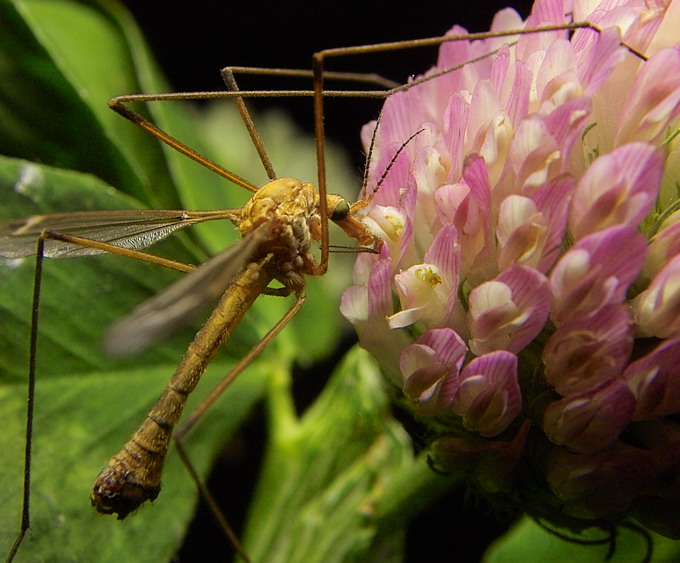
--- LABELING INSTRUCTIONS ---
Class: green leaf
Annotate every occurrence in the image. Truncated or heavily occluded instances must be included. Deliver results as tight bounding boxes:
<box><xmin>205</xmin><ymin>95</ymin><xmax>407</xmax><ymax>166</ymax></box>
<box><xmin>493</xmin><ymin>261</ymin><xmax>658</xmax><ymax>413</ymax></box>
<box><xmin>0</xmin><ymin>155</ymin><xmax>270</xmax><ymax>562</ymax></box>
<box><xmin>0</xmin><ymin>1</ymin><xmax>374</xmax><ymax>561</ymax></box>
<box><xmin>243</xmin><ymin>348</ymin><xmax>414</xmax><ymax>562</ymax></box>
<box><xmin>485</xmin><ymin>516</ymin><xmax>680</xmax><ymax>563</ymax></box>
<box><xmin>1</xmin><ymin>0</ymin><xmax>159</xmax><ymax>204</ymax></box>
<box><xmin>240</xmin><ymin>347</ymin><xmax>460</xmax><ymax>562</ymax></box>
<box><xmin>1</xmin><ymin>359</ymin><xmax>269</xmax><ymax>563</ymax></box>
<box><xmin>1</xmin><ymin>0</ymin><xmax>356</xmax><ymax>364</ymax></box>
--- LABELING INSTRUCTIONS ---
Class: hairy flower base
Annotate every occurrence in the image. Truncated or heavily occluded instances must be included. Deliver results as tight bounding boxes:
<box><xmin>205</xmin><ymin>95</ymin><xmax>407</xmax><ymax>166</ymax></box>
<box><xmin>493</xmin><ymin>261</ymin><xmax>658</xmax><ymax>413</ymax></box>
<box><xmin>341</xmin><ymin>0</ymin><xmax>680</xmax><ymax>539</ymax></box>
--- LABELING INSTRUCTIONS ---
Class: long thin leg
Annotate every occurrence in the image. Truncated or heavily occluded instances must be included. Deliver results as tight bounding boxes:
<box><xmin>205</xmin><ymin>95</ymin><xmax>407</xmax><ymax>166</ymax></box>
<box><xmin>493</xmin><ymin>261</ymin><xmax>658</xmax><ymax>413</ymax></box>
<box><xmin>5</xmin><ymin>230</ymin><xmax>198</xmax><ymax>562</ymax></box>
<box><xmin>219</xmin><ymin>66</ymin><xmax>401</xmax><ymax>181</ymax></box>
<box><xmin>4</xmin><ymin>238</ymin><xmax>45</xmax><ymax>563</ymax></box>
<box><xmin>39</xmin><ymin>230</ymin><xmax>196</xmax><ymax>272</ymax></box>
<box><xmin>220</xmin><ymin>68</ymin><xmax>277</xmax><ymax>182</ymax></box>
<box><xmin>175</xmin><ymin>287</ymin><xmax>306</xmax><ymax>442</ymax></box>
<box><xmin>309</xmin><ymin>21</ymin><xmax>648</xmax><ymax>273</ymax></box>
<box><xmin>92</xmin><ymin>272</ymin><xmax>267</xmax><ymax>517</ymax></box>
<box><xmin>221</xmin><ymin>66</ymin><xmax>400</xmax><ymax>89</ymax></box>
<box><xmin>173</xmin><ymin>288</ymin><xmax>306</xmax><ymax>563</ymax></box>
<box><xmin>110</xmin><ymin>67</ymin><xmax>400</xmax><ymax>194</ymax></box>
<box><xmin>109</xmin><ymin>97</ymin><xmax>260</xmax><ymax>193</ymax></box>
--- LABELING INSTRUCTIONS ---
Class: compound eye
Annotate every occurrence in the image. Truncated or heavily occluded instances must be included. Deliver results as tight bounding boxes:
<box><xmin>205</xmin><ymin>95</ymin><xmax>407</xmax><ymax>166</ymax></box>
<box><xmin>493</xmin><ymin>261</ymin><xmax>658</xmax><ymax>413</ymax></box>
<box><xmin>330</xmin><ymin>197</ymin><xmax>350</xmax><ymax>221</ymax></box>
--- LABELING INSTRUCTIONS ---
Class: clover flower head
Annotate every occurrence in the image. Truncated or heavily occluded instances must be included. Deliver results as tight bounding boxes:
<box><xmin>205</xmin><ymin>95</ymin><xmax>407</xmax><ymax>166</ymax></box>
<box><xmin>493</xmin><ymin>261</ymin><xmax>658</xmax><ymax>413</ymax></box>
<box><xmin>341</xmin><ymin>0</ymin><xmax>680</xmax><ymax>537</ymax></box>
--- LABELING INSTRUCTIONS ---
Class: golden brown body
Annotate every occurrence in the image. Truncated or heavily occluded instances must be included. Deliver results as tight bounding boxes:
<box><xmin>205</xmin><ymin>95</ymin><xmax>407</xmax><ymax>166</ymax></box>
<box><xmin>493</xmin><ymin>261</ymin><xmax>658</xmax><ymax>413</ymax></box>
<box><xmin>89</xmin><ymin>177</ymin><xmax>361</xmax><ymax>517</ymax></box>
<box><xmin>92</xmin><ymin>261</ymin><xmax>272</xmax><ymax>517</ymax></box>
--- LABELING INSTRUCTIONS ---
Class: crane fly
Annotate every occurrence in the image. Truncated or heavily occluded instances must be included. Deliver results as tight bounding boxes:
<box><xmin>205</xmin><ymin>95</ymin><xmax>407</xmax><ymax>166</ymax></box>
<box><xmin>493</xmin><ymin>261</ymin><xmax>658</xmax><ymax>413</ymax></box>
<box><xmin>1</xmin><ymin>71</ymin><xmax>384</xmax><ymax>559</ymax></box>
<box><xmin>0</xmin><ymin>10</ymin><xmax>636</xmax><ymax>562</ymax></box>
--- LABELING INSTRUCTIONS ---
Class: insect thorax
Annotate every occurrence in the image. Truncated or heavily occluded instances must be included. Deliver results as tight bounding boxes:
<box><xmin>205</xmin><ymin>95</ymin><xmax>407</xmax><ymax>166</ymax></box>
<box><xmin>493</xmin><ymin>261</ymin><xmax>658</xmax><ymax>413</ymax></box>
<box><xmin>239</xmin><ymin>178</ymin><xmax>321</xmax><ymax>284</ymax></box>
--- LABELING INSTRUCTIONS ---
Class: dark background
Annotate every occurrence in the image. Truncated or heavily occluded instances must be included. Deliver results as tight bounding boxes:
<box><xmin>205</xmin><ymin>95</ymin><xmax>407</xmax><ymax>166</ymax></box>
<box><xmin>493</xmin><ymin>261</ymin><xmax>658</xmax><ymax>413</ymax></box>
<box><xmin>121</xmin><ymin>2</ymin><xmax>534</xmax><ymax>561</ymax></box>
<box><xmin>122</xmin><ymin>1</ymin><xmax>535</xmax><ymax>172</ymax></box>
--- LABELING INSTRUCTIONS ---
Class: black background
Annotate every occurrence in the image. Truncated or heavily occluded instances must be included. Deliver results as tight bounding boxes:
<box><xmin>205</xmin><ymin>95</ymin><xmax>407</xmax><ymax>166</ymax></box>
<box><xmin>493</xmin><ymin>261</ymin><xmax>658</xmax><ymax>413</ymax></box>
<box><xmin>121</xmin><ymin>2</ymin><xmax>534</xmax><ymax>561</ymax></box>
<box><xmin>122</xmin><ymin>1</ymin><xmax>535</xmax><ymax>172</ymax></box>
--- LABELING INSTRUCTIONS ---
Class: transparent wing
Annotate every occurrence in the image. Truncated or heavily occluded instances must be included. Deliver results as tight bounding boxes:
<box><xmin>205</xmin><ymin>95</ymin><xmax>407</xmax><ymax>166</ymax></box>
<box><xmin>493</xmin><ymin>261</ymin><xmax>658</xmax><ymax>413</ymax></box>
<box><xmin>0</xmin><ymin>209</ymin><xmax>241</xmax><ymax>258</ymax></box>
<box><xmin>105</xmin><ymin>221</ymin><xmax>273</xmax><ymax>357</ymax></box>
